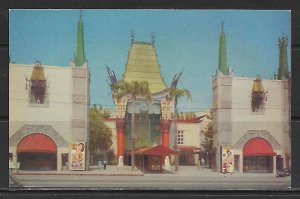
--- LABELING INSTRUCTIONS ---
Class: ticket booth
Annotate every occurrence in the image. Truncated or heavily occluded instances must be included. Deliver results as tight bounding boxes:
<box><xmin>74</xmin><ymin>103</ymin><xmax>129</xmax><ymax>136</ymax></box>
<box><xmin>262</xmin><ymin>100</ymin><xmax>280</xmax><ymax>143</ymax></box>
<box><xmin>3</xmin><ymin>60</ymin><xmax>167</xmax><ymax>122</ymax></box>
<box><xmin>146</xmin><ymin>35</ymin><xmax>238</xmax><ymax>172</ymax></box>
<box><xmin>135</xmin><ymin>145</ymin><xmax>176</xmax><ymax>173</ymax></box>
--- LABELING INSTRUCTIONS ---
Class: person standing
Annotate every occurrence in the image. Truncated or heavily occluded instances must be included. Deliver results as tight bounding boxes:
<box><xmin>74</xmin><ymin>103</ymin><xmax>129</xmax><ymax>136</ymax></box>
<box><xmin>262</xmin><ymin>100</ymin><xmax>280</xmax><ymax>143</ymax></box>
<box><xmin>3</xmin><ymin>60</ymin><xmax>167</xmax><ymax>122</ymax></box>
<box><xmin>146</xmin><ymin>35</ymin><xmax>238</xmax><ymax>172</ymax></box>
<box><xmin>229</xmin><ymin>162</ymin><xmax>234</xmax><ymax>175</ymax></box>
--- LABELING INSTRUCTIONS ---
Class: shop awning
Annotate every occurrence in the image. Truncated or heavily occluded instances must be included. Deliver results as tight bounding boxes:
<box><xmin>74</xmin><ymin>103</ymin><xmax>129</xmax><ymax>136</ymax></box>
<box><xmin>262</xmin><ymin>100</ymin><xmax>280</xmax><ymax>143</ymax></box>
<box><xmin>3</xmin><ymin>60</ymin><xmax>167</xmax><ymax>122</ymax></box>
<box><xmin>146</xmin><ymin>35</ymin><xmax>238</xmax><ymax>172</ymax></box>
<box><xmin>178</xmin><ymin>146</ymin><xmax>201</xmax><ymax>151</ymax></box>
<box><xmin>243</xmin><ymin>138</ymin><xmax>276</xmax><ymax>156</ymax></box>
<box><xmin>135</xmin><ymin>145</ymin><xmax>176</xmax><ymax>156</ymax></box>
<box><xmin>17</xmin><ymin>133</ymin><xmax>57</xmax><ymax>153</ymax></box>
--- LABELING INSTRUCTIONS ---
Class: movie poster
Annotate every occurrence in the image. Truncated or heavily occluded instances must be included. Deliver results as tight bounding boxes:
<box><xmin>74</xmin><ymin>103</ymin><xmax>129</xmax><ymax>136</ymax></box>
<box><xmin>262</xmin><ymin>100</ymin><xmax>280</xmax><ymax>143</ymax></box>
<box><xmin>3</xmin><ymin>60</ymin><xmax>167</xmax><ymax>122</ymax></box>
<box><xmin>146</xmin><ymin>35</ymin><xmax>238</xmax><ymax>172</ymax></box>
<box><xmin>221</xmin><ymin>146</ymin><xmax>234</xmax><ymax>173</ymax></box>
<box><xmin>70</xmin><ymin>142</ymin><xmax>85</xmax><ymax>171</ymax></box>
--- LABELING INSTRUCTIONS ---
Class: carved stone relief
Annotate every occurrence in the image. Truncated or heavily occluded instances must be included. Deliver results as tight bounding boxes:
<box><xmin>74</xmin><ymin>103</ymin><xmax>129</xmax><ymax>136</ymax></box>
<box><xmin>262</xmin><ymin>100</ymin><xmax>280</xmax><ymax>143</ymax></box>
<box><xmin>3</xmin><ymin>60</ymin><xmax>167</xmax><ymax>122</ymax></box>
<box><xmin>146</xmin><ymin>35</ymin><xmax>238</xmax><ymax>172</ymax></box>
<box><xmin>72</xmin><ymin>68</ymin><xmax>87</xmax><ymax>78</ymax></box>
<box><xmin>234</xmin><ymin>130</ymin><xmax>281</xmax><ymax>150</ymax></box>
<box><xmin>10</xmin><ymin>125</ymin><xmax>69</xmax><ymax>147</ymax></box>
<box><xmin>115</xmin><ymin>98</ymin><xmax>127</xmax><ymax>118</ymax></box>
<box><xmin>160</xmin><ymin>99</ymin><xmax>174</xmax><ymax>120</ymax></box>
<box><xmin>220</xmin><ymin>77</ymin><xmax>232</xmax><ymax>86</ymax></box>
<box><xmin>72</xmin><ymin>94</ymin><xmax>86</xmax><ymax>104</ymax></box>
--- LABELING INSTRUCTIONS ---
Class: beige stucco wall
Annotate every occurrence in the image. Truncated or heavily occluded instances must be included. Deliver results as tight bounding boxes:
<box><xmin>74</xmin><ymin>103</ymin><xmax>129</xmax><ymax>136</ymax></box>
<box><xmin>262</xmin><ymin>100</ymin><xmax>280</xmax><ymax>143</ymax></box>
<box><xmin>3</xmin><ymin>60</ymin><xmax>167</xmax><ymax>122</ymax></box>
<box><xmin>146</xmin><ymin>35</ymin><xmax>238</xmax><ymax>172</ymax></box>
<box><xmin>231</xmin><ymin>77</ymin><xmax>284</xmax><ymax>154</ymax></box>
<box><xmin>177</xmin><ymin>122</ymin><xmax>200</xmax><ymax>147</ymax></box>
<box><xmin>176</xmin><ymin>112</ymin><xmax>209</xmax><ymax>148</ymax></box>
<box><xmin>9</xmin><ymin>63</ymin><xmax>89</xmax><ymax>171</ymax></box>
<box><xmin>9</xmin><ymin>64</ymin><xmax>73</xmax><ymax>142</ymax></box>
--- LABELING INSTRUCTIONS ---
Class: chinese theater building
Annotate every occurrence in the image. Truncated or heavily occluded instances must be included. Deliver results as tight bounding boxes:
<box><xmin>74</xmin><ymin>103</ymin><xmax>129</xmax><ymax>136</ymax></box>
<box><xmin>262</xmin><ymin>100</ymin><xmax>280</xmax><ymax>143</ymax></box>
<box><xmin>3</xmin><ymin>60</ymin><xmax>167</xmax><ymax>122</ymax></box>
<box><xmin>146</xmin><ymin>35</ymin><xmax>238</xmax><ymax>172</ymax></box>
<box><xmin>212</xmin><ymin>24</ymin><xmax>291</xmax><ymax>173</ymax></box>
<box><xmin>107</xmin><ymin>34</ymin><xmax>175</xmax><ymax>166</ymax></box>
<box><xmin>106</xmin><ymin>34</ymin><xmax>207</xmax><ymax>167</ymax></box>
<box><xmin>107</xmin><ymin>34</ymin><xmax>204</xmax><ymax>166</ymax></box>
<box><xmin>9</xmin><ymin>15</ymin><xmax>90</xmax><ymax>171</ymax></box>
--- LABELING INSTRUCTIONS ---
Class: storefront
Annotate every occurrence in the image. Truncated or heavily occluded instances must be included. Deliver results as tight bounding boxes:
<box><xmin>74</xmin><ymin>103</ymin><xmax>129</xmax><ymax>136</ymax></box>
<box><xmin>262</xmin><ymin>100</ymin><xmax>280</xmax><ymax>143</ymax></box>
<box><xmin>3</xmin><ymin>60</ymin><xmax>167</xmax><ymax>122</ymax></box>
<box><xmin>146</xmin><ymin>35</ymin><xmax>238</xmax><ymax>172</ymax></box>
<box><xmin>17</xmin><ymin>133</ymin><xmax>57</xmax><ymax>171</ymax></box>
<box><xmin>243</xmin><ymin>137</ymin><xmax>276</xmax><ymax>173</ymax></box>
<box><xmin>178</xmin><ymin>146</ymin><xmax>201</xmax><ymax>166</ymax></box>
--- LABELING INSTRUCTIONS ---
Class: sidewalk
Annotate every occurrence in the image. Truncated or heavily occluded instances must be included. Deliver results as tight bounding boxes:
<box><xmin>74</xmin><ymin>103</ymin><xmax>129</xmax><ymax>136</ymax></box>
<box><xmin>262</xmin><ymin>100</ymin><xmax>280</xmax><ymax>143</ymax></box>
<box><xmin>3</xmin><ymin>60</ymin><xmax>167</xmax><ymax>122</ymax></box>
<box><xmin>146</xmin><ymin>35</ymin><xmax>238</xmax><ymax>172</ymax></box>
<box><xmin>170</xmin><ymin>166</ymin><xmax>278</xmax><ymax>178</ymax></box>
<box><xmin>12</xmin><ymin>165</ymin><xmax>144</xmax><ymax>176</ymax></box>
<box><xmin>11</xmin><ymin>165</ymin><xmax>280</xmax><ymax>178</ymax></box>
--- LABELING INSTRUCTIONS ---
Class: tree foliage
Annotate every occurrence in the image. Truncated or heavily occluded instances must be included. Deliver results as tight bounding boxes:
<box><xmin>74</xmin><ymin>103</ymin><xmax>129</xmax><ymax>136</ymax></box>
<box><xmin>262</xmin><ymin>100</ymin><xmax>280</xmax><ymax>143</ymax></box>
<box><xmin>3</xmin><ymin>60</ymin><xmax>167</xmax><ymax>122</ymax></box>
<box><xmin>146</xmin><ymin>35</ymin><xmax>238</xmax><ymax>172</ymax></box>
<box><xmin>167</xmin><ymin>87</ymin><xmax>192</xmax><ymax>102</ymax></box>
<box><xmin>201</xmin><ymin>110</ymin><xmax>213</xmax><ymax>150</ymax></box>
<box><xmin>89</xmin><ymin>105</ymin><xmax>113</xmax><ymax>153</ymax></box>
<box><xmin>112</xmin><ymin>80</ymin><xmax>152</xmax><ymax>102</ymax></box>
<box><xmin>111</xmin><ymin>80</ymin><xmax>152</xmax><ymax>170</ymax></box>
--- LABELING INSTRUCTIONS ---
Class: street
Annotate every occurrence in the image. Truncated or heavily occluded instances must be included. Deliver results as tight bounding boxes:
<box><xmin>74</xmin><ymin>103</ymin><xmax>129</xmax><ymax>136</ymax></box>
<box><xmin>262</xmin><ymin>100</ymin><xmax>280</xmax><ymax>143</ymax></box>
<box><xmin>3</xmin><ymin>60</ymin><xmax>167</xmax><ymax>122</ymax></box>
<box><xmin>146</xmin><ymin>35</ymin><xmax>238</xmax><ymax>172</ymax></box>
<box><xmin>9</xmin><ymin>167</ymin><xmax>291</xmax><ymax>190</ymax></box>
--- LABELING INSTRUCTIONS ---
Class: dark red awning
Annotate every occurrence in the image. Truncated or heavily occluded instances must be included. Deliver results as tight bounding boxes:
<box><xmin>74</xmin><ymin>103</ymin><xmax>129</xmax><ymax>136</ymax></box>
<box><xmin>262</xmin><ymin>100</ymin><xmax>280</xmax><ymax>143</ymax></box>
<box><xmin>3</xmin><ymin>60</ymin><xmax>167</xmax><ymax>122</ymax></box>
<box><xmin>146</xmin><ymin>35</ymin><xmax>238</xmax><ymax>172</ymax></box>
<box><xmin>177</xmin><ymin>115</ymin><xmax>206</xmax><ymax>123</ymax></box>
<box><xmin>243</xmin><ymin>137</ymin><xmax>276</xmax><ymax>156</ymax></box>
<box><xmin>178</xmin><ymin>146</ymin><xmax>201</xmax><ymax>151</ymax></box>
<box><xmin>135</xmin><ymin>145</ymin><xmax>176</xmax><ymax>156</ymax></box>
<box><xmin>17</xmin><ymin>133</ymin><xmax>57</xmax><ymax>153</ymax></box>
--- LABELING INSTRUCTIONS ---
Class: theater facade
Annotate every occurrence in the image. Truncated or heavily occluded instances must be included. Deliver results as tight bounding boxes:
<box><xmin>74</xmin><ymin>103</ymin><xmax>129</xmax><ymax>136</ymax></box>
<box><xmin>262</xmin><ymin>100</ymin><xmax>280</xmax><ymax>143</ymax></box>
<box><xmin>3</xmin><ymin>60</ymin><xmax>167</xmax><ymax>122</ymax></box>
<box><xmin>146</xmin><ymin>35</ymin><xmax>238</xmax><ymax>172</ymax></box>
<box><xmin>212</xmin><ymin>25</ymin><xmax>291</xmax><ymax>173</ymax></box>
<box><xmin>9</xmin><ymin>15</ymin><xmax>90</xmax><ymax>171</ymax></box>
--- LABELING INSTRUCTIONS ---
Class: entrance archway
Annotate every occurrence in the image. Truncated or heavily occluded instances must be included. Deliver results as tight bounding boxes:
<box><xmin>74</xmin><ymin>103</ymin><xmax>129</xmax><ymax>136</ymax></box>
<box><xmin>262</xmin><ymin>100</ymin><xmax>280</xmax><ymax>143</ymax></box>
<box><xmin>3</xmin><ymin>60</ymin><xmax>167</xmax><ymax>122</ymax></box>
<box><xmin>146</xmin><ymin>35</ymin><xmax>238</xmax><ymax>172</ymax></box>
<box><xmin>17</xmin><ymin>133</ymin><xmax>57</xmax><ymax>171</ymax></box>
<box><xmin>243</xmin><ymin>137</ymin><xmax>276</xmax><ymax>173</ymax></box>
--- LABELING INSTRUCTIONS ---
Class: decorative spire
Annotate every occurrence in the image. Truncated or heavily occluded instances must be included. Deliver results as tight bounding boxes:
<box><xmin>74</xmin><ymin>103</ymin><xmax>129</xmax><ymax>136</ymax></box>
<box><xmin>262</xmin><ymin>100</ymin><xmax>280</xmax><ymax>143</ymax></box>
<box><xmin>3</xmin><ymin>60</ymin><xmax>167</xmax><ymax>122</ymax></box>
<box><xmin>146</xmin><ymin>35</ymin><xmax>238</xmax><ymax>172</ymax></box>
<box><xmin>151</xmin><ymin>32</ymin><xmax>155</xmax><ymax>46</ymax></box>
<box><xmin>221</xmin><ymin>21</ymin><xmax>224</xmax><ymax>33</ymax></box>
<box><xmin>218</xmin><ymin>21</ymin><xmax>229</xmax><ymax>75</ymax></box>
<box><xmin>131</xmin><ymin>31</ymin><xmax>135</xmax><ymax>45</ymax></box>
<box><xmin>74</xmin><ymin>11</ymin><xmax>85</xmax><ymax>66</ymax></box>
<box><xmin>277</xmin><ymin>34</ymin><xmax>289</xmax><ymax>80</ymax></box>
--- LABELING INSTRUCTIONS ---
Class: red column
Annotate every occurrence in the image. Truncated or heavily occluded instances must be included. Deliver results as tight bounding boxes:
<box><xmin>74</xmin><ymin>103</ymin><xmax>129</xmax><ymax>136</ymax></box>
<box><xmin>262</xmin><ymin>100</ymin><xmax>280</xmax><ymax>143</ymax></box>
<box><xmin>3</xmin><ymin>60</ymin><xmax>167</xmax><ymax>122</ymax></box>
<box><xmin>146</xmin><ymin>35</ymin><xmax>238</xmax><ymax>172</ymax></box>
<box><xmin>160</xmin><ymin>120</ymin><xmax>170</xmax><ymax>148</ymax></box>
<box><xmin>116</xmin><ymin>118</ymin><xmax>125</xmax><ymax>157</ymax></box>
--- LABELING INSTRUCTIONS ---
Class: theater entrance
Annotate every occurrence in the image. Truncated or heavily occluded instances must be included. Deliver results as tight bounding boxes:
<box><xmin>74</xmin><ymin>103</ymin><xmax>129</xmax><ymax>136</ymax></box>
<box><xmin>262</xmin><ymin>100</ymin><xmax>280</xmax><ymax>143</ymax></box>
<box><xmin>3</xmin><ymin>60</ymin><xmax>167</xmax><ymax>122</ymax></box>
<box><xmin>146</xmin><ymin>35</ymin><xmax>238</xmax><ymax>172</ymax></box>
<box><xmin>17</xmin><ymin>133</ymin><xmax>57</xmax><ymax>171</ymax></box>
<box><xmin>243</xmin><ymin>137</ymin><xmax>276</xmax><ymax>173</ymax></box>
<box><xmin>243</xmin><ymin>156</ymin><xmax>273</xmax><ymax>173</ymax></box>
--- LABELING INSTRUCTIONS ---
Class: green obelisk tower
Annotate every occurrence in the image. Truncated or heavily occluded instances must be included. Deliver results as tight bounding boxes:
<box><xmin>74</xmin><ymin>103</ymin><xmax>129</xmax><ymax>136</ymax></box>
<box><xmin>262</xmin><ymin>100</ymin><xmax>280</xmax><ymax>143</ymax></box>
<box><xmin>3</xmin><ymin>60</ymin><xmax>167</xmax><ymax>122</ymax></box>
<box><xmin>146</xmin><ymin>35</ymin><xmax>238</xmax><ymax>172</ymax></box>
<box><xmin>277</xmin><ymin>35</ymin><xmax>289</xmax><ymax>80</ymax></box>
<box><xmin>74</xmin><ymin>12</ymin><xmax>85</xmax><ymax>66</ymax></box>
<box><xmin>218</xmin><ymin>22</ymin><xmax>229</xmax><ymax>75</ymax></box>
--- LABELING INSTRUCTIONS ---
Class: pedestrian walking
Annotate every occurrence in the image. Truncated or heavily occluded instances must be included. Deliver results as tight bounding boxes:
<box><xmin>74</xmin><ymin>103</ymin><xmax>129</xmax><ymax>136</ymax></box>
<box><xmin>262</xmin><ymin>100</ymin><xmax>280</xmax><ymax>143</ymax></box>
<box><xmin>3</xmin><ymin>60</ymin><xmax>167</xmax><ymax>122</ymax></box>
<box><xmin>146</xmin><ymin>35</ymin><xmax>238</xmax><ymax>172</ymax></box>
<box><xmin>103</xmin><ymin>161</ymin><xmax>107</xmax><ymax>170</ymax></box>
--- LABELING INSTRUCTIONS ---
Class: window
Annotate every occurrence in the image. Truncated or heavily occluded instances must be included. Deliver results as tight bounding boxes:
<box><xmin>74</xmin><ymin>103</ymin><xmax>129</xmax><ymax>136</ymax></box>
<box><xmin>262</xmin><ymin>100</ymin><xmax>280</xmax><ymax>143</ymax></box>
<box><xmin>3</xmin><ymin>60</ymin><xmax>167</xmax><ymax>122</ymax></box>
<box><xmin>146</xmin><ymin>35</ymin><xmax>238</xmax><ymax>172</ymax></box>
<box><xmin>29</xmin><ymin>61</ymin><xmax>48</xmax><ymax>106</ymax></box>
<box><xmin>251</xmin><ymin>92</ymin><xmax>265</xmax><ymax>112</ymax></box>
<box><xmin>177</xmin><ymin>130</ymin><xmax>184</xmax><ymax>145</ymax></box>
<box><xmin>30</xmin><ymin>80</ymin><xmax>47</xmax><ymax>104</ymax></box>
<box><xmin>251</xmin><ymin>76</ymin><xmax>266</xmax><ymax>113</ymax></box>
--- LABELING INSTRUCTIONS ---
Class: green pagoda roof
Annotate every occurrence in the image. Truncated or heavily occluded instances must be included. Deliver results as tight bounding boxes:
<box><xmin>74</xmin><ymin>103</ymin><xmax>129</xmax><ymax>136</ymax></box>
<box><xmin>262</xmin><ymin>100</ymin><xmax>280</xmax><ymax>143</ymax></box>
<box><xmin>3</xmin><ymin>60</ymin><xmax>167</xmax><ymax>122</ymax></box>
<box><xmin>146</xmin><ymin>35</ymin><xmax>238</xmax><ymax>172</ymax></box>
<box><xmin>123</xmin><ymin>42</ymin><xmax>167</xmax><ymax>93</ymax></box>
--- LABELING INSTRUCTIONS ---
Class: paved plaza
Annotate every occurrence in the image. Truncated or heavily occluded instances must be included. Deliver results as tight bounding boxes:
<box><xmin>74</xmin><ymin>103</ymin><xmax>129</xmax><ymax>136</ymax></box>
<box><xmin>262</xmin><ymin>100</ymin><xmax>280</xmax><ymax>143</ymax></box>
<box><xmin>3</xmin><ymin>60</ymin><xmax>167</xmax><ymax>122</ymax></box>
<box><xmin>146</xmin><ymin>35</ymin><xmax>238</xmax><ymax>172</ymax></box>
<box><xmin>9</xmin><ymin>166</ymin><xmax>291</xmax><ymax>190</ymax></box>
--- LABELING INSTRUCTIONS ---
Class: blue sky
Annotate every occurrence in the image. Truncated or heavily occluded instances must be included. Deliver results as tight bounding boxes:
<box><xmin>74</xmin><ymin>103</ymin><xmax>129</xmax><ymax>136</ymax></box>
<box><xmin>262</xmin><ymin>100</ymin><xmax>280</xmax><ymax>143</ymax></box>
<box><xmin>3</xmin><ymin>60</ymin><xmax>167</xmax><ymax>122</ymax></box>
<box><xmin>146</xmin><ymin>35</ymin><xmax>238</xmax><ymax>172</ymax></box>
<box><xmin>9</xmin><ymin>9</ymin><xmax>291</xmax><ymax>112</ymax></box>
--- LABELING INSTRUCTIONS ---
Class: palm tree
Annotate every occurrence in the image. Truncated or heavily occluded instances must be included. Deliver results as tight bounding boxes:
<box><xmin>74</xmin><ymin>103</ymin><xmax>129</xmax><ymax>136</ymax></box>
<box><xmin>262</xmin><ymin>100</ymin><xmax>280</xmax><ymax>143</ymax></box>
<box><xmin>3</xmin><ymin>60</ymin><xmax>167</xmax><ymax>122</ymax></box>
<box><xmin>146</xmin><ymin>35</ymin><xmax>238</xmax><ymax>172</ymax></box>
<box><xmin>112</xmin><ymin>80</ymin><xmax>151</xmax><ymax>171</ymax></box>
<box><xmin>167</xmin><ymin>87</ymin><xmax>191</xmax><ymax>171</ymax></box>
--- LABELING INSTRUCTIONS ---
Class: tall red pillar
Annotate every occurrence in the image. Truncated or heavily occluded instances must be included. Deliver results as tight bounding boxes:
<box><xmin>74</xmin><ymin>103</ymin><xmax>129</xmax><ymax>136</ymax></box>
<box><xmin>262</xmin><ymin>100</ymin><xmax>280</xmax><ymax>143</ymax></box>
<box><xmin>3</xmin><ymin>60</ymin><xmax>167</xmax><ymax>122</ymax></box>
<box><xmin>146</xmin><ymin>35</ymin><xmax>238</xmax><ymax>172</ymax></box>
<box><xmin>160</xmin><ymin>120</ymin><xmax>170</xmax><ymax>148</ymax></box>
<box><xmin>116</xmin><ymin>118</ymin><xmax>125</xmax><ymax>157</ymax></box>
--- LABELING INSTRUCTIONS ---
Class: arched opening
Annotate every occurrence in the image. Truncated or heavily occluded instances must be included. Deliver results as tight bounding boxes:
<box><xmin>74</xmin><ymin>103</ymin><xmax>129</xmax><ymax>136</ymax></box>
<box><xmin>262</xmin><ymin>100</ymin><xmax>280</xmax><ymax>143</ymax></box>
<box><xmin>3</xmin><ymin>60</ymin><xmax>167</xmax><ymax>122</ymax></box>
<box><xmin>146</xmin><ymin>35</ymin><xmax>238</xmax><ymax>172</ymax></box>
<box><xmin>243</xmin><ymin>137</ymin><xmax>276</xmax><ymax>173</ymax></box>
<box><xmin>17</xmin><ymin>133</ymin><xmax>57</xmax><ymax>171</ymax></box>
